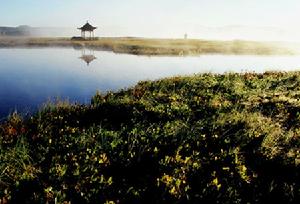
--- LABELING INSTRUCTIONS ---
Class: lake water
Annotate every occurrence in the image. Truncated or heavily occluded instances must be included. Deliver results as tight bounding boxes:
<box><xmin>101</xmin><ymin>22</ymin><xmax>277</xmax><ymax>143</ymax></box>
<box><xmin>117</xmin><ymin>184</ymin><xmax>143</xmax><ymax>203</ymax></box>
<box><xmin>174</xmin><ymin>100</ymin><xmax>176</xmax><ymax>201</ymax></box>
<box><xmin>1</xmin><ymin>47</ymin><xmax>300</xmax><ymax>118</ymax></box>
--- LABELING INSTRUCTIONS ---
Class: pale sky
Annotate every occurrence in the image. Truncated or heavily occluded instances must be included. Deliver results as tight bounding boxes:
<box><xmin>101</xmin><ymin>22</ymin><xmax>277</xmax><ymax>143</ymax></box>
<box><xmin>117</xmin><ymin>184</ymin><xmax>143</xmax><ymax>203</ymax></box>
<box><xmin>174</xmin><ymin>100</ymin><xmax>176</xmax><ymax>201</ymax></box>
<box><xmin>1</xmin><ymin>0</ymin><xmax>300</xmax><ymax>39</ymax></box>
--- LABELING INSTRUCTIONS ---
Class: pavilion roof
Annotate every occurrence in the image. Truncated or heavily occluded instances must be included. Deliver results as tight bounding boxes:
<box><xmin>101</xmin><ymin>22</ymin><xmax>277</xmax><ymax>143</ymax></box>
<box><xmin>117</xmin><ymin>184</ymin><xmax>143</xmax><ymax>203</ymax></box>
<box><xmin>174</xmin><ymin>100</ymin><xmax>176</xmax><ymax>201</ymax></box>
<box><xmin>80</xmin><ymin>55</ymin><xmax>97</xmax><ymax>65</ymax></box>
<box><xmin>78</xmin><ymin>22</ymin><xmax>97</xmax><ymax>31</ymax></box>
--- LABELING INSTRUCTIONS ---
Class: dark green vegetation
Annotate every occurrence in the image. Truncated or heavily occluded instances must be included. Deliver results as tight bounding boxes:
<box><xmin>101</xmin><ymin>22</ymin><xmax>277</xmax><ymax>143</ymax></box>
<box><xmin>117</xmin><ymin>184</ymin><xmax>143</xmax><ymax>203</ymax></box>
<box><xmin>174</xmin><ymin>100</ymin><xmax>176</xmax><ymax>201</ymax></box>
<box><xmin>0</xmin><ymin>37</ymin><xmax>296</xmax><ymax>55</ymax></box>
<box><xmin>1</xmin><ymin>72</ymin><xmax>300</xmax><ymax>203</ymax></box>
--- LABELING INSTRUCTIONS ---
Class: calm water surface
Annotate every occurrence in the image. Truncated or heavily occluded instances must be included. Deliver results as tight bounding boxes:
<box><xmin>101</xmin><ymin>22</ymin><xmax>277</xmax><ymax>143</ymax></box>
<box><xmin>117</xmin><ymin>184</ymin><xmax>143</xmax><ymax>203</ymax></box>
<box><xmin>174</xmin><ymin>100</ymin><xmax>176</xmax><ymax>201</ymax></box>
<box><xmin>1</xmin><ymin>47</ymin><xmax>300</xmax><ymax>118</ymax></box>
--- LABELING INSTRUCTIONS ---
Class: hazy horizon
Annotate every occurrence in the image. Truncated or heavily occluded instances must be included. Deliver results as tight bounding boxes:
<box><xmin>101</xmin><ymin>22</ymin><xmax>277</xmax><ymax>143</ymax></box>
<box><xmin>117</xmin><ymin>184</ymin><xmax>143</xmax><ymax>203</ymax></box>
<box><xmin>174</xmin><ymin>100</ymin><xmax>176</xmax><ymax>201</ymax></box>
<box><xmin>2</xmin><ymin>0</ymin><xmax>300</xmax><ymax>41</ymax></box>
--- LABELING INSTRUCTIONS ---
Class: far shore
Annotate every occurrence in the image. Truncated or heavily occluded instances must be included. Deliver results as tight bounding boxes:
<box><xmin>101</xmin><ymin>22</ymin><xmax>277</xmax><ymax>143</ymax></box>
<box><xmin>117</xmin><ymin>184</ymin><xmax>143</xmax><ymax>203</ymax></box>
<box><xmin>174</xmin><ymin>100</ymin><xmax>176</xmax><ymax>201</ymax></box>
<box><xmin>0</xmin><ymin>37</ymin><xmax>298</xmax><ymax>56</ymax></box>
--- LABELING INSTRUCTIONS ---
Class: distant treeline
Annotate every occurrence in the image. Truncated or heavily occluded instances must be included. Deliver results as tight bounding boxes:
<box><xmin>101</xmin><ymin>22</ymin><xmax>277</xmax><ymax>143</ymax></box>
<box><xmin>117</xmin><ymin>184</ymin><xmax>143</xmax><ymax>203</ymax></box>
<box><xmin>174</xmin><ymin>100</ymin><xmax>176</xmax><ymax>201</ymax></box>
<box><xmin>0</xmin><ymin>26</ymin><xmax>75</xmax><ymax>37</ymax></box>
<box><xmin>0</xmin><ymin>26</ymin><xmax>33</xmax><ymax>36</ymax></box>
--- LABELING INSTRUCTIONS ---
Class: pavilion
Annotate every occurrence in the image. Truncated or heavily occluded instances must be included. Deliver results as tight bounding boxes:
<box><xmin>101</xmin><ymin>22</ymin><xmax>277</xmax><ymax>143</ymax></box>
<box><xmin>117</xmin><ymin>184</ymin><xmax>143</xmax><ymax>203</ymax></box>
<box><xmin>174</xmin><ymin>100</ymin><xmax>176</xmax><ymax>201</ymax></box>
<box><xmin>80</xmin><ymin>55</ymin><xmax>97</xmax><ymax>66</ymax></box>
<box><xmin>79</xmin><ymin>48</ymin><xmax>97</xmax><ymax>66</ymax></box>
<box><xmin>78</xmin><ymin>21</ymin><xmax>97</xmax><ymax>40</ymax></box>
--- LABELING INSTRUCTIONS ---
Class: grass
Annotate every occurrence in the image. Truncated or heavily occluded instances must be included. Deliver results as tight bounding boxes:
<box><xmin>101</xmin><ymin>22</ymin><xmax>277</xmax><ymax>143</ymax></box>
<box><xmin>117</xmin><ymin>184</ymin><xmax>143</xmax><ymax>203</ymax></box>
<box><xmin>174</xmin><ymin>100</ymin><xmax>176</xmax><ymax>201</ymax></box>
<box><xmin>1</xmin><ymin>72</ymin><xmax>300</xmax><ymax>203</ymax></box>
<box><xmin>0</xmin><ymin>37</ymin><xmax>296</xmax><ymax>56</ymax></box>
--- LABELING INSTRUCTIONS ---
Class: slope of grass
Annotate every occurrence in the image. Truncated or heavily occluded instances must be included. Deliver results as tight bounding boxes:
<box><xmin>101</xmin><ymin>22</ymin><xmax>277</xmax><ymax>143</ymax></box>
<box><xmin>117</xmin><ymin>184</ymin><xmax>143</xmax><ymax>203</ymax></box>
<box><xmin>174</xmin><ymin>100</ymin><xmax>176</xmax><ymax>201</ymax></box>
<box><xmin>1</xmin><ymin>72</ymin><xmax>300</xmax><ymax>203</ymax></box>
<box><xmin>0</xmin><ymin>37</ymin><xmax>295</xmax><ymax>55</ymax></box>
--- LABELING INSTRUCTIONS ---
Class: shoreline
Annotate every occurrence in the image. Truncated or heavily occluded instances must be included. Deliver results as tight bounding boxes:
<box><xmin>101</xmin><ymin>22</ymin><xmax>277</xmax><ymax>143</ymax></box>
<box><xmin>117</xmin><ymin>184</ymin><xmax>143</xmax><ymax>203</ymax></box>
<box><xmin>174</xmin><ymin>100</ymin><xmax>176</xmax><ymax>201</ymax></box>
<box><xmin>0</xmin><ymin>37</ymin><xmax>296</xmax><ymax>56</ymax></box>
<box><xmin>1</xmin><ymin>72</ymin><xmax>300</xmax><ymax>203</ymax></box>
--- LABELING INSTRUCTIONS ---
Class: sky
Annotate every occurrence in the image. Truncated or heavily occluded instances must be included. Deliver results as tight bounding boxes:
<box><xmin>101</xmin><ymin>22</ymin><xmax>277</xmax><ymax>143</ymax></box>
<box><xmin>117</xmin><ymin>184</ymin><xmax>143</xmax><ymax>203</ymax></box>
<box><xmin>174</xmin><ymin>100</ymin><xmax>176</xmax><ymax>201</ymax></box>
<box><xmin>1</xmin><ymin>0</ymin><xmax>300</xmax><ymax>40</ymax></box>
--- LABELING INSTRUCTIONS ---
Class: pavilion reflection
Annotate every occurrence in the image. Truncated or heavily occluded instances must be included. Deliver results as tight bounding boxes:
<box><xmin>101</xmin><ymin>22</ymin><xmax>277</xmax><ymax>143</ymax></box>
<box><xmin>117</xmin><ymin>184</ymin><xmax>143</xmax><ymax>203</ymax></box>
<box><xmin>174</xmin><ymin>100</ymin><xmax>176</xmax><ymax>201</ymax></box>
<box><xmin>79</xmin><ymin>48</ymin><xmax>97</xmax><ymax>66</ymax></box>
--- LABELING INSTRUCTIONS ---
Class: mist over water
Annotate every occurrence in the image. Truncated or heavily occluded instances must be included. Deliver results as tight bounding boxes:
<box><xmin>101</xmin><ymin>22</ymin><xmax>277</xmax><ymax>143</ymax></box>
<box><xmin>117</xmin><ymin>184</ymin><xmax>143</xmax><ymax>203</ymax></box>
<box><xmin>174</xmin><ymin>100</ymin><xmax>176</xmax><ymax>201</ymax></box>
<box><xmin>3</xmin><ymin>25</ymin><xmax>300</xmax><ymax>43</ymax></box>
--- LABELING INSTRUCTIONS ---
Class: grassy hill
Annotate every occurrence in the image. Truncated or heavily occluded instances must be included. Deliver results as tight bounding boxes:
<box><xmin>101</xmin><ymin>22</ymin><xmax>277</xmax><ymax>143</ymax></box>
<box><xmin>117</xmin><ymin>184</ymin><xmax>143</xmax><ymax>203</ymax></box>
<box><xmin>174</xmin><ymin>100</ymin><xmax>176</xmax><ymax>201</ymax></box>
<box><xmin>1</xmin><ymin>72</ymin><xmax>300</xmax><ymax>203</ymax></box>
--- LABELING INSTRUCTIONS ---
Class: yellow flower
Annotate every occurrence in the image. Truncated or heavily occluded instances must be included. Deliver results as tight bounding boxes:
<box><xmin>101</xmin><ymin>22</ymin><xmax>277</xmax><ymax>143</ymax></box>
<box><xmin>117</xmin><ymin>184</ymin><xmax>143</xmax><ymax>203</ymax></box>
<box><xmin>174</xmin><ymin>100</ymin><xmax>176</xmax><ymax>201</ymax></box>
<box><xmin>212</xmin><ymin>177</ymin><xmax>222</xmax><ymax>190</ymax></box>
<box><xmin>170</xmin><ymin>186</ymin><xmax>177</xmax><ymax>195</ymax></box>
